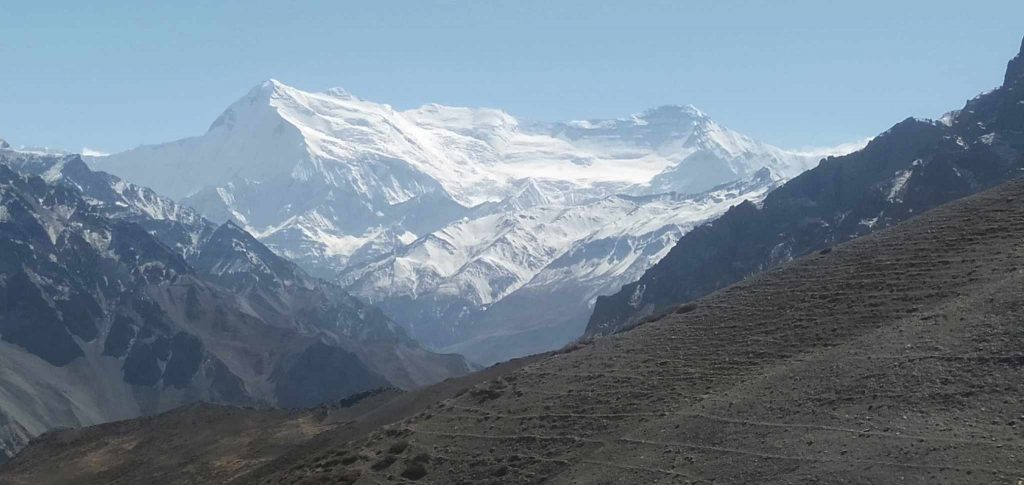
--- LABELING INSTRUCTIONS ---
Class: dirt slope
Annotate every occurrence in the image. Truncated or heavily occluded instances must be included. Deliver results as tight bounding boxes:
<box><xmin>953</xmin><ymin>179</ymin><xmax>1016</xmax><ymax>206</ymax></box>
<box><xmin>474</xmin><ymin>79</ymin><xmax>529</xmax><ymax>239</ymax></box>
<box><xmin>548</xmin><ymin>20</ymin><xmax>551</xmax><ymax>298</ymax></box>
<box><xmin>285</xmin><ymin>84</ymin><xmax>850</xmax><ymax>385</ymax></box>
<box><xmin>253</xmin><ymin>178</ymin><xmax>1024</xmax><ymax>484</ymax></box>
<box><xmin>0</xmin><ymin>356</ymin><xmax>542</xmax><ymax>485</ymax></box>
<box><xmin>0</xmin><ymin>403</ymin><xmax>330</xmax><ymax>485</ymax></box>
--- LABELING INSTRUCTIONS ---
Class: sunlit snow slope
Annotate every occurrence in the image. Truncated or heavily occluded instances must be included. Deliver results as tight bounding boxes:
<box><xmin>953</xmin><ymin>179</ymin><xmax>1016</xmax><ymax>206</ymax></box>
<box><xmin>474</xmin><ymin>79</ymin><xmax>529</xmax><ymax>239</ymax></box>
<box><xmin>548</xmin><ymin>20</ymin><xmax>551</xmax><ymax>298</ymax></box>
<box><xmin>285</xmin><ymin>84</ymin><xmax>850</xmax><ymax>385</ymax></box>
<box><xmin>92</xmin><ymin>81</ymin><xmax>859</xmax><ymax>363</ymax></box>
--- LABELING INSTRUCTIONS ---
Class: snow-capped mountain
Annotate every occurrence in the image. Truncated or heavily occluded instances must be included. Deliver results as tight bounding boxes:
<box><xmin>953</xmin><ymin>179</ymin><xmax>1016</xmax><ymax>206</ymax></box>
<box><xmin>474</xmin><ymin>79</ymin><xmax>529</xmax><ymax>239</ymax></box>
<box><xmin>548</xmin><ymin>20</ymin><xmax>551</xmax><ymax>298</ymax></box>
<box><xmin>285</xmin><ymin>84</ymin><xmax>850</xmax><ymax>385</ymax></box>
<box><xmin>0</xmin><ymin>148</ymin><xmax>468</xmax><ymax>460</ymax></box>
<box><xmin>542</xmin><ymin>104</ymin><xmax>825</xmax><ymax>195</ymax></box>
<box><xmin>92</xmin><ymin>81</ymin><xmax>849</xmax><ymax>272</ymax></box>
<box><xmin>90</xmin><ymin>81</ymin><xmax>859</xmax><ymax>363</ymax></box>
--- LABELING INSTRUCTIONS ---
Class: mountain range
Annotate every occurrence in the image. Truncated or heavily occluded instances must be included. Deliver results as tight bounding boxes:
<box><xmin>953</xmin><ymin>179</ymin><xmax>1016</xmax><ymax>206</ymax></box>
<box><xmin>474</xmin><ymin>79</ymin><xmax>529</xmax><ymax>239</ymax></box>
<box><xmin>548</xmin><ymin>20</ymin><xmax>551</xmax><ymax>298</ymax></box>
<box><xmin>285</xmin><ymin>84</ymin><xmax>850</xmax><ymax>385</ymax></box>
<box><xmin>1</xmin><ymin>29</ymin><xmax>1022</xmax><ymax>485</ymax></box>
<box><xmin>6</xmin><ymin>133</ymin><xmax>1023</xmax><ymax>484</ymax></box>
<box><xmin>0</xmin><ymin>148</ymin><xmax>468</xmax><ymax>461</ymax></box>
<box><xmin>90</xmin><ymin>85</ymin><xmax>857</xmax><ymax>363</ymax></box>
<box><xmin>587</xmin><ymin>35</ymin><xmax>1024</xmax><ymax>337</ymax></box>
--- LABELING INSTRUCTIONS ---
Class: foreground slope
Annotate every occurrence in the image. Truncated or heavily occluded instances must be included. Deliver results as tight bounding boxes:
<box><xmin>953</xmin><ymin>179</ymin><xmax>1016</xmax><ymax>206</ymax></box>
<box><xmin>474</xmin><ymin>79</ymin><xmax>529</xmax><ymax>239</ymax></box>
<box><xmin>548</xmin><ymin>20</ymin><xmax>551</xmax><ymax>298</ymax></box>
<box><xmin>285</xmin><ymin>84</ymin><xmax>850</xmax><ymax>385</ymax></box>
<box><xmin>0</xmin><ymin>358</ymin><xmax>541</xmax><ymax>484</ymax></box>
<box><xmin>7</xmin><ymin>173</ymin><xmax>1022</xmax><ymax>483</ymax></box>
<box><xmin>251</xmin><ymin>177</ymin><xmax>1024</xmax><ymax>483</ymax></box>
<box><xmin>587</xmin><ymin>35</ymin><xmax>1024</xmax><ymax>336</ymax></box>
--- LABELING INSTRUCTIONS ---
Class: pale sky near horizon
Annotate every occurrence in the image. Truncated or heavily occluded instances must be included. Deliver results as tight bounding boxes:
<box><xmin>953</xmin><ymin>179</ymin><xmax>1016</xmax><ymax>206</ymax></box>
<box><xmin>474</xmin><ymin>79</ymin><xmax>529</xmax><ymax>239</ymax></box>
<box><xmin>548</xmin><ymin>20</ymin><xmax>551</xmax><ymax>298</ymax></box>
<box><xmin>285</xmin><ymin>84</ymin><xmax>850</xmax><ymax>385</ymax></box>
<box><xmin>2</xmin><ymin>1</ymin><xmax>1023</xmax><ymax>154</ymax></box>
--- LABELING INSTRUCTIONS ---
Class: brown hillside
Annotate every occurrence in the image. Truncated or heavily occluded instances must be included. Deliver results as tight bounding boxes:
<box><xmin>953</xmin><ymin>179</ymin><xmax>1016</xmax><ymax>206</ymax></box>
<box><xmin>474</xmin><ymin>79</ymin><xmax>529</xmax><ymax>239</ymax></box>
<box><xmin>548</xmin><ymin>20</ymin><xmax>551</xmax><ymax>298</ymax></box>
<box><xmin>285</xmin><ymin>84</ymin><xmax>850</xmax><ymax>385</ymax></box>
<box><xmin>3</xmin><ymin>178</ymin><xmax>1023</xmax><ymax>484</ymax></box>
<box><xmin>255</xmin><ymin>177</ymin><xmax>1024</xmax><ymax>484</ymax></box>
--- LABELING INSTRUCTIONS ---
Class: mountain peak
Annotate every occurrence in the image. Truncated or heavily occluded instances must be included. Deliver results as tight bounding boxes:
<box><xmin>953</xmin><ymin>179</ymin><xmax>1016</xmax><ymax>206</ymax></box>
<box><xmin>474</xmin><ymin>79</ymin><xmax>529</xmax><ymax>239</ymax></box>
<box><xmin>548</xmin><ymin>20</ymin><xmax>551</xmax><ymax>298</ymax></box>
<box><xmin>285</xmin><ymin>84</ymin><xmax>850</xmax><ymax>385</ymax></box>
<box><xmin>244</xmin><ymin>78</ymin><xmax>294</xmax><ymax>102</ymax></box>
<box><xmin>262</xmin><ymin>78</ymin><xmax>288</xmax><ymax>90</ymax></box>
<box><xmin>249</xmin><ymin>80</ymin><xmax>358</xmax><ymax>103</ymax></box>
<box><xmin>640</xmin><ymin>104</ymin><xmax>708</xmax><ymax>121</ymax></box>
<box><xmin>199</xmin><ymin>218</ymin><xmax>298</xmax><ymax>284</ymax></box>
<box><xmin>323</xmin><ymin>86</ymin><xmax>355</xmax><ymax>100</ymax></box>
<box><xmin>215</xmin><ymin>218</ymin><xmax>247</xmax><ymax>234</ymax></box>
<box><xmin>206</xmin><ymin>79</ymin><xmax>300</xmax><ymax>133</ymax></box>
<box><xmin>207</xmin><ymin>219</ymin><xmax>257</xmax><ymax>245</ymax></box>
<box><xmin>58</xmin><ymin>154</ymin><xmax>91</xmax><ymax>176</ymax></box>
<box><xmin>1006</xmin><ymin>35</ymin><xmax>1024</xmax><ymax>86</ymax></box>
<box><xmin>0</xmin><ymin>139</ymin><xmax>9</xmax><ymax>149</ymax></box>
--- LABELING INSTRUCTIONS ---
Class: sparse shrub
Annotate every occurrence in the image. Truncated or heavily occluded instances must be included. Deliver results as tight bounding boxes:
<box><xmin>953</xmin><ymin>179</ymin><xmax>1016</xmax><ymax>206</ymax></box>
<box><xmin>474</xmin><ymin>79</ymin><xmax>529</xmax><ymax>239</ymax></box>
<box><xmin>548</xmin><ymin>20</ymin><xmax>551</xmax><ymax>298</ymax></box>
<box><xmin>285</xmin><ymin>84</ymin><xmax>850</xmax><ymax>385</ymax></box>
<box><xmin>387</xmin><ymin>440</ymin><xmax>409</xmax><ymax>454</ymax></box>
<box><xmin>469</xmin><ymin>387</ymin><xmax>503</xmax><ymax>402</ymax></box>
<box><xmin>319</xmin><ymin>458</ymin><xmax>341</xmax><ymax>468</ymax></box>
<box><xmin>556</xmin><ymin>338</ymin><xmax>592</xmax><ymax>355</ymax></box>
<box><xmin>674</xmin><ymin>302</ymin><xmax>698</xmax><ymax>314</ymax></box>
<box><xmin>625</xmin><ymin>307</ymin><xmax>675</xmax><ymax>331</ymax></box>
<box><xmin>340</xmin><ymin>454</ymin><xmax>359</xmax><ymax>465</ymax></box>
<box><xmin>412</xmin><ymin>452</ymin><xmax>430</xmax><ymax>463</ymax></box>
<box><xmin>371</xmin><ymin>455</ymin><xmax>397</xmax><ymax>471</ymax></box>
<box><xmin>335</xmin><ymin>470</ymin><xmax>361</xmax><ymax>484</ymax></box>
<box><xmin>401</xmin><ymin>461</ymin><xmax>428</xmax><ymax>480</ymax></box>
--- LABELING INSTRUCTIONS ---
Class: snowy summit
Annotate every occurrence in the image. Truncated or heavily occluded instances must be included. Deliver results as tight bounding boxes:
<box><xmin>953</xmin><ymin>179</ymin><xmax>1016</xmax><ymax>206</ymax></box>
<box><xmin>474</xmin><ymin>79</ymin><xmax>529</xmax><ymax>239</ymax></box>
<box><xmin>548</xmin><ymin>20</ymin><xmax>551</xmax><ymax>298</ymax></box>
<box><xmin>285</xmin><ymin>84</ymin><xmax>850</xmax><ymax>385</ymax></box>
<box><xmin>90</xmin><ymin>80</ymin><xmax>861</xmax><ymax>363</ymax></box>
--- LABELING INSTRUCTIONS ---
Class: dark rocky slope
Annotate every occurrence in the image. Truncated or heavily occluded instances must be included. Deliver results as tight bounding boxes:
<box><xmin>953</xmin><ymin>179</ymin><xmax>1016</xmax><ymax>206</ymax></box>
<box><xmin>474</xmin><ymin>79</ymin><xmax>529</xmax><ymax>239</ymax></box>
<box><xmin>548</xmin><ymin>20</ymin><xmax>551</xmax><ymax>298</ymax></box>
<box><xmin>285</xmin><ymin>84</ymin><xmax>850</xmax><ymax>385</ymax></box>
<box><xmin>0</xmin><ymin>152</ymin><xmax>468</xmax><ymax>460</ymax></box>
<box><xmin>587</xmin><ymin>35</ymin><xmax>1024</xmax><ymax>336</ymax></box>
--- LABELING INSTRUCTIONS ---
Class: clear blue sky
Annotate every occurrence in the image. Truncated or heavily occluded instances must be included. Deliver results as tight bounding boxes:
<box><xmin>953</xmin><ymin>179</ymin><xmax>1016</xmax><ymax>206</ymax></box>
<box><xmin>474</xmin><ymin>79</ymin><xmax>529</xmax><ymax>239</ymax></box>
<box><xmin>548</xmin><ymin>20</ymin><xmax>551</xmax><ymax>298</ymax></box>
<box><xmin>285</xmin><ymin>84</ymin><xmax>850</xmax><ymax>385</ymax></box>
<box><xmin>2</xmin><ymin>1</ymin><xmax>1023</xmax><ymax>153</ymax></box>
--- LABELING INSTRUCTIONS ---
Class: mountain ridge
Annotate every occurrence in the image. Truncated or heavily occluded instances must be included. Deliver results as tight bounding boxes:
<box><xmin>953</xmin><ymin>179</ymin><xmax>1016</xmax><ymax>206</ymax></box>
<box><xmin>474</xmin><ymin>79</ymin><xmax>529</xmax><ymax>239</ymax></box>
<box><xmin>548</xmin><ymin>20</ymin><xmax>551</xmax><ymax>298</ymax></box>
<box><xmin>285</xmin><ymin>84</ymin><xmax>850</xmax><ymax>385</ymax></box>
<box><xmin>8</xmin><ymin>160</ymin><xmax>1022</xmax><ymax>484</ymax></box>
<box><xmin>89</xmin><ymin>85</ymin><xmax>858</xmax><ymax>361</ymax></box>
<box><xmin>586</xmin><ymin>34</ymin><xmax>1024</xmax><ymax>337</ymax></box>
<box><xmin>343</xmin><ymin>168</ymin><xmax>785</xmax><ymax>363</ymax></box>
<box><xmin>0</xmin><ymin>148</ymin><xmax>469</xmax><ymax>460</ymax></box>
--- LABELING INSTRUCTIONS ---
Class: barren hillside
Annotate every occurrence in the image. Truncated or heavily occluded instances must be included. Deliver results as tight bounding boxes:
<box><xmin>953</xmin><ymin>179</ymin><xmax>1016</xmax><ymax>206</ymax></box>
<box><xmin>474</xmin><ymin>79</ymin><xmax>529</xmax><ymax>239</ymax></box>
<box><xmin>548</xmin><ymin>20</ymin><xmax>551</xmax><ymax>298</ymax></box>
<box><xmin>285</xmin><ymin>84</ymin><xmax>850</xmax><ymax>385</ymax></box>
<box><xmin>254</xmin><ymin>177</ymin><xmax>1024</xmax><ymax>483</ymax></box>
<box><xmin>3</xmin><ymin>178</ymin><xmax>1022</xmax><ymax>484</ymax></box>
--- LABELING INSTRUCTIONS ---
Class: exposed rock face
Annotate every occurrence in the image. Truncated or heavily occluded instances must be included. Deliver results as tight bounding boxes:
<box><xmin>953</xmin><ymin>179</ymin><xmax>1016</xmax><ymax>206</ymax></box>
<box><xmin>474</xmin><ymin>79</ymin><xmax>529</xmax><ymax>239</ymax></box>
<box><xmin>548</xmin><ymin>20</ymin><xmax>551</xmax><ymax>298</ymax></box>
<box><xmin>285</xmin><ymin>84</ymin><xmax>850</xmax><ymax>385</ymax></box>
<box><xmin>586</xmin><ymin>35</ymin><xmax>1024</xmax><ymax>337</ymax></box>
<box><xmin>0</xmin><ymin>150</ymin><xmax>469</xmax><ymax>460</ymax></box>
